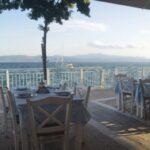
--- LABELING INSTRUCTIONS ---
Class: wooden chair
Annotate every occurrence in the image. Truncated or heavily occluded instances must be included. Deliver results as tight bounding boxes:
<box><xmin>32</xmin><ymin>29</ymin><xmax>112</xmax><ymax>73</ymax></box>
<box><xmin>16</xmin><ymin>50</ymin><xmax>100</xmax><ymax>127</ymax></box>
<box><xmin>60</xmin><ymin>82</ymin><xmax>68</xmax><ymax>91</ymax></box>
<box><xmin>139</xmin><ymin>79</ymin><xmax>150</xmax><ymax>119</ymax></box>
<box><xmin>6</xmin><ymin>89</ymin><xmax>20</xmax><ymax>150</ymax></box>
<box><xmin>76</xmin><ymin>86</ymin><xmax>91</xmax><ymax>108</ymax></box>
<box><xmin>120</xmin><ymin>78</ymin><xmax>137</xmax><ymax>114</ymax></box>
<box><xmin>0</xmin><ymin>87</ymin><xmax>8</xmax><ymax>136</ymax></box>
<box><xmin>27</xmin><ymin>96</ymin><xmax>73</xmax><ymax>150</ymax></box>
<box><xmin>115</xmin><ymin>74</ymin><xmax>128</xmax><ymax>110</ymax></box>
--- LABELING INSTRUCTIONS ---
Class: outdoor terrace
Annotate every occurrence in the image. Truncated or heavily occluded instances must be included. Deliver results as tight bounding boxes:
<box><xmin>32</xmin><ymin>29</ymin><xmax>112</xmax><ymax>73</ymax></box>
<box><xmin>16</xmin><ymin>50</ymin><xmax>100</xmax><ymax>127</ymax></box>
<box><xmin>0</xmin><ymin>87</ymin><xmax>150</xmax><ymax>150</ymax></box>
<box><xmin>0</xmin><ymin>0</ymin><xmax>150</xmax><ymax>149</ymax></box>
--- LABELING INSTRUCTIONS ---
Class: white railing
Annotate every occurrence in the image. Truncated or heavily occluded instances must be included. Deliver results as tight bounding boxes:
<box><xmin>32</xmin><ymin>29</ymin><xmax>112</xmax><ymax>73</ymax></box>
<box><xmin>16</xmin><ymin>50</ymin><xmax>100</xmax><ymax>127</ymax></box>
<box><xmin>0</xmin><ymin>67</ymin><xmax>102</xmax><ymax>89</ymax></box>
<box><xmin>0</xmin><ymin>66</ymin><xmax>149</xmax><ymax>89</ymax></box>
<box><xmin>9</xmin><ymin>69</ymin><xmax>44</xmax><ymax>88</ymax></box>
<box><xmin>49</xmin><ymin>68</ymin><xmax>102</xmax><ymax>87</ymax></box>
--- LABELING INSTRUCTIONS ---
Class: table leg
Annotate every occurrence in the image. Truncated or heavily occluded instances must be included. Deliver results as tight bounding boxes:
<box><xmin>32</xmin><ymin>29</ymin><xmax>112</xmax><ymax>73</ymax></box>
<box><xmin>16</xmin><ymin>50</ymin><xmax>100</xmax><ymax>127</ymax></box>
<box><xmin>141</xmin><ymin>101</ymin><xmax>144</xmax><ymax>119</ymax></box>
<box><xmin>75</xmin><ymin>123</ymin><xmax>83</xmax><ymax>150</ymax></box>
<box><xmin>116</xmin><ymin>95</ymin><xmax>120</xmax><ymax>110</ymax></box>
<box><xmin>136</xmin><ymin>103</ymin><xmax>139</xmax><ymax>117</ymax></box>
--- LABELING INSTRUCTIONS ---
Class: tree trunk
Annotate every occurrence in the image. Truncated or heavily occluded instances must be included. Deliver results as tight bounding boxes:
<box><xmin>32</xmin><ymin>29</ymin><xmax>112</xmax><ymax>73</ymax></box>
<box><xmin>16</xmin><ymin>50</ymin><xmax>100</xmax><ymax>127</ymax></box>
<box><xmin>42</xmin><ymin>21</ymin><xmax>48</xmax><ymax>82</ymax></box>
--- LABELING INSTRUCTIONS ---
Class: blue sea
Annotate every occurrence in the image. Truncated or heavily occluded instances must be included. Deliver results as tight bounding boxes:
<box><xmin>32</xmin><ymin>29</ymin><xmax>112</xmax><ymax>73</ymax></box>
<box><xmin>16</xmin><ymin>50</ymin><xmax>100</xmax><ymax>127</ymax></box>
<box><xmin>0</xmin><ymin>62</ymin><xmax>149</xmax><ymax>69</ymax></box>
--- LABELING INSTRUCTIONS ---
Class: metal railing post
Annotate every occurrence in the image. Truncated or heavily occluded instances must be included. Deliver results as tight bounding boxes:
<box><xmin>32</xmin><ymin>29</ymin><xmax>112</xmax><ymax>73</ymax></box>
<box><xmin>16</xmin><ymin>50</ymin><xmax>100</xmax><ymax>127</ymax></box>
<box><xmin>6</xmin><ymin>70</ymin><xmax>10</xmax><ymax>88</ymax></box>
<box><xmin>46</xmin><ymin>68</ymin><xmax>50</xmax><ymax>85</ymax></box>
<box><xmin>100</xmin><ymin>69</ymin><xmax>105</xmax><ymax>88</ymax></box>
<box><xmin>80</xmin><ymin>68</ymin><xmax>84</xmax><ymax>85</ymax></box>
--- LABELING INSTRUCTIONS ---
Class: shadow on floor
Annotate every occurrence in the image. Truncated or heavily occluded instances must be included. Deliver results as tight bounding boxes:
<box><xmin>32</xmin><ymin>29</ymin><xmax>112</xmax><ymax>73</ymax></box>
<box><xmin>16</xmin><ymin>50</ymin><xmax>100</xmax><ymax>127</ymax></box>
<box><xmin>89</xmin><ymin>102</ymin><xmax>150</xmax><ymax>136</ymax></box>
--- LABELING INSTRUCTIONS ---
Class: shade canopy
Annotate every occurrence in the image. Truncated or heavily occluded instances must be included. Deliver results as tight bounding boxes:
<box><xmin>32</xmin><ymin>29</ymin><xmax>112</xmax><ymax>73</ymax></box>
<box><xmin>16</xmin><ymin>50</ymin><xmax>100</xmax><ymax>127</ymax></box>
<box><xmin>96</xmin><ymin>0</ymin><xmax>150</xmax><ymax>9</ymax></box>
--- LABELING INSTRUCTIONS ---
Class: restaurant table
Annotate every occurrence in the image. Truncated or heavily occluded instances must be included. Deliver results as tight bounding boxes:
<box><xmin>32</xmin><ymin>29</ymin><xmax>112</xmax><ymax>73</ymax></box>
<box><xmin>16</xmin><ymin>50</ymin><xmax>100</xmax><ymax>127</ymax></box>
<box><xmin>13</xmin><ymin>89</ymin><xmax>91</xmax><ymax>150</ymax></box>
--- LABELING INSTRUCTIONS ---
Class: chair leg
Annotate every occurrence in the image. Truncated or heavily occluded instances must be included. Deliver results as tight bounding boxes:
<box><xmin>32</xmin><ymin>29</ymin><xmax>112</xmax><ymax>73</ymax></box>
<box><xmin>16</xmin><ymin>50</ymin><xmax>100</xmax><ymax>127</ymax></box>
<box><xmin>14</xmin><ymin>135</ymin><xmax>19</xmax><ymax>150</ymax></box>
<box><xmin>120</xmin><ymin>95</ymin><xmax>123</xmax><ymax>112</ymax></box>
<box><xmin>31</xmin><ymin>142</ymin><xmax>40</xmax><ymax>150</ymax></box>
<box><xmin>141</xmin><ymin>100</ymin><xmax>146</xmax><ymax>120</ymax></box>
<box><xmin>8</xmin><ymin>143</ymin><xmax>13</xmax><ymax>150</ymax></box>
<box><xmin>116</xmin><ymin>94</ymin><xmax>120</xmax><ymax>110</ymax></box>
<box><xmin>121</xmin><ymin>94</ymin><xmax>124</xmax><ymax>112</ymax></box>
<box><xmin>130</xmin><ymin>96</ymin><xmax>133</xmax><ymax>114</ymax></box>
<box><xmin>122</xmin><ymin>95</ymin><xmax>125</xmax><ymax>112</ymax></box>
<box><xmin>3</xmin><ymin>114</ymin><xmax>7</xmax><ymax>137</ymax></box>
<box><xmin>136</xmin><ymin>103</ymin><xmax>139</xmax><ymax>117</ymax></box>
<box><xmin>31</xmin><ymin>136</ymin><xmax>40</xmax><ymax>150</ymax></box>
<box><xmin>63</xmin><ymin>134</ymin><xmax>69</xmax><ymax>150</ymax></box>
<box><xmin>40</xmin><ymin>144</ymin><xmax>44</xmax><ymax>150</ymax></box>
<box><xmin>143</xmin><ymin>101</ymin><xmax>147</xmax><ymax>120</ymax></box>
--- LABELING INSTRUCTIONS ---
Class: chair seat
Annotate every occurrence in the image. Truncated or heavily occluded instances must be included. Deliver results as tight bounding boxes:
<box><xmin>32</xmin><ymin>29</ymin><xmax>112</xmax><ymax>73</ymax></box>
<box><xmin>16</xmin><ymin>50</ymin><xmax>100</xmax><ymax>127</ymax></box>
<box><xmin>38</xmin><ymin>133</ymin><xmax>64</xmax><ymax>144</ymax></box>
<box><xmin>37</xmin><ymin>127</ymin><xmax>65</xmax><ymax>144</ymax></box>
<box><xmin>122</xmin><ymin>91</ymin><xmax>132</xmax><ymax>95</ymax></box>
<box><xmin>38</xmin><ymin>130</ymin><xmax>64</xmax><ymax>137</ymax></box>
<box><xmin>37</xmin><ymin>125</ymin><xmax>65</xmax><ymax>137</ymax></box>
<box><xmin>144</xmin><ymin>97</ymin><xmax>150</xmax><ymax>103</ymax></box>
<box><xmin>143</xmin><ymin>94</ymin><xmax>150</xmax><ymax>99</ymax></box>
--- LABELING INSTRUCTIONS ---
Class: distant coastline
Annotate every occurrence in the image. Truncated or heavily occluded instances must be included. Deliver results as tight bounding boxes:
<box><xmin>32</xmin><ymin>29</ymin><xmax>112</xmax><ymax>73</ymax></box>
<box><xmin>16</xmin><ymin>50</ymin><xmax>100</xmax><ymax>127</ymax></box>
<box><xmin>0</xmin><ymin>53</ymin><xmax>149</xmax><ymax>63</ymax></box>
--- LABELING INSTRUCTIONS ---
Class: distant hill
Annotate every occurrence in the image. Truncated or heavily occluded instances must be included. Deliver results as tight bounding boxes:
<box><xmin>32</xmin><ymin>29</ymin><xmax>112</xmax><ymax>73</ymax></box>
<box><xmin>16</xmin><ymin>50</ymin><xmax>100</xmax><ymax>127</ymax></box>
<box><xmin>0</xmin><ymin>53</ymin><xmax>149</xmax><ymax>62</ymax></box>
<box><xmin>64</xmin><ymin>54</ymin><xmax>150</xmax><ymax>62</ymax></box>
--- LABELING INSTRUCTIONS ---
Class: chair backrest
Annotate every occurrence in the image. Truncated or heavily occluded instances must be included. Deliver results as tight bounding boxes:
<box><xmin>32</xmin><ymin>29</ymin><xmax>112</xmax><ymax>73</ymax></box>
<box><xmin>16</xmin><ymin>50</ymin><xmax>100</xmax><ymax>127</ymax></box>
<box><xmin>76</xmin><ymin>86</ymin><xmax>91</xmax><ymax>107</ymax></box>
<box><xmin>115</xmin><ymin>74</ymin><xmax>127</xmax><ymax>81</ymax></box>
<box><xmin>0</xmin><ymin>87</ymin><xmax>8</xmax><ymax>136</ymax></box>
<box><xmin>27</xmin><ymin>95</ymin><xmax>73</xmax><ymax>140</ymax></box>
<box><xmin>5</xmin><ymin>89</ymin><xmax>19</xmax><ymax>150</ymax></box>
<box><xmin>6</xmin><ymin>88</ymin><xmax>17</xmax><ymax>115</ymax></box>
<box><xmin>0</xmin><ymin>87</ymin><xmax>6</xmax><ymax>113</ymax></box>
<box><xmin>60</xmin><ymin>82</ymin><xmax>68</xmax><ymax>91</ymax></box>
<box><xmin>120</xmin><ymin>78</ymin><xmax>136</xmax><ymax>94</ymax></box>
<box><xmin>5</xmin><ymin>89</ymin><xmax>18</xmax><ymax>125</ymax></box>
<box><xmin>139</xmin><ymin>79</ymin><xmax>150</xmax><ymax>97</ymax></box>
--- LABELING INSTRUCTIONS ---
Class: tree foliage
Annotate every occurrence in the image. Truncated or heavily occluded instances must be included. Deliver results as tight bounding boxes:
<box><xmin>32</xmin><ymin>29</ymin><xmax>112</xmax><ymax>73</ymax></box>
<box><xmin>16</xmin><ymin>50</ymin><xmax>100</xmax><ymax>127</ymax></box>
<box><xmin>0</xmin><ymin>0</ymin><xmax>90</xmax><ymax>81</ymax></box>
<box><xmin>0</xmin><ymin>0</ymin><xmax>90</xmax><ymax>23</ymax></box>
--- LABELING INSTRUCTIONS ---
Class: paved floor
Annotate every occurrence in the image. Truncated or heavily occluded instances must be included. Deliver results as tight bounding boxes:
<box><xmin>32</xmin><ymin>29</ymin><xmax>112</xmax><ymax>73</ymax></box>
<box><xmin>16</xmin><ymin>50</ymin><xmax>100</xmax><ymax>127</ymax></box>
<box><xmin>89</xmin><ymin>101</ymin><xmax>150</xmax><ymax>150</ymax></box>
<box><xmin>1</xmin><ymin>97</ymin><xmax>150</xmax><ymax>150</ymax></box>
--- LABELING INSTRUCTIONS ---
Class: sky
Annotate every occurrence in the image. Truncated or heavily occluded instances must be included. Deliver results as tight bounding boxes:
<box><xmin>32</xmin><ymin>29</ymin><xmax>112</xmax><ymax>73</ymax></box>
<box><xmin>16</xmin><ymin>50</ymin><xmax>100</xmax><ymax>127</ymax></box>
<box><xmin>0</xmin><ymin>1</ymin><xmax>150</xmax><ymax>58</ymax></box>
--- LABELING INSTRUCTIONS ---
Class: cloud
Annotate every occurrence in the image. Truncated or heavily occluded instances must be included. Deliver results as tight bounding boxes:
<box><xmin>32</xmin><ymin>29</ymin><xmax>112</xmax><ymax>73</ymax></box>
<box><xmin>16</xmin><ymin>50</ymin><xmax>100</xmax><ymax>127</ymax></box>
<box><xmin>140</xmin><ymin>29</ymin><xmax>150</xmax><ymax>34</ymax></box>
<box><xmin>88</xmin><ymin>41</ymin><xmax>138</xmax><ymax>50</ymax></box>
<box><xmin>52</xmin><ymin>20</ymin><xmax>107</xmax><ymax>32</ymax></box>
<box><xmin>65</xmin><ymin>20</ymin><xmax>107</xmax><ymax>32</ymax></box>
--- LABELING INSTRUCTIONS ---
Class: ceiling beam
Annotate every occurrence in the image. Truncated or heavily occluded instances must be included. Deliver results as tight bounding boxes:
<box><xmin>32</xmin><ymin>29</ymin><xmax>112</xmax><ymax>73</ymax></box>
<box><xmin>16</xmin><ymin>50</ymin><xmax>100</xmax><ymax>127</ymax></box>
<box><xmin>96</xmin><ymin>0</ymin><xmax>150</xmax><ymax>10</ymax></box>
